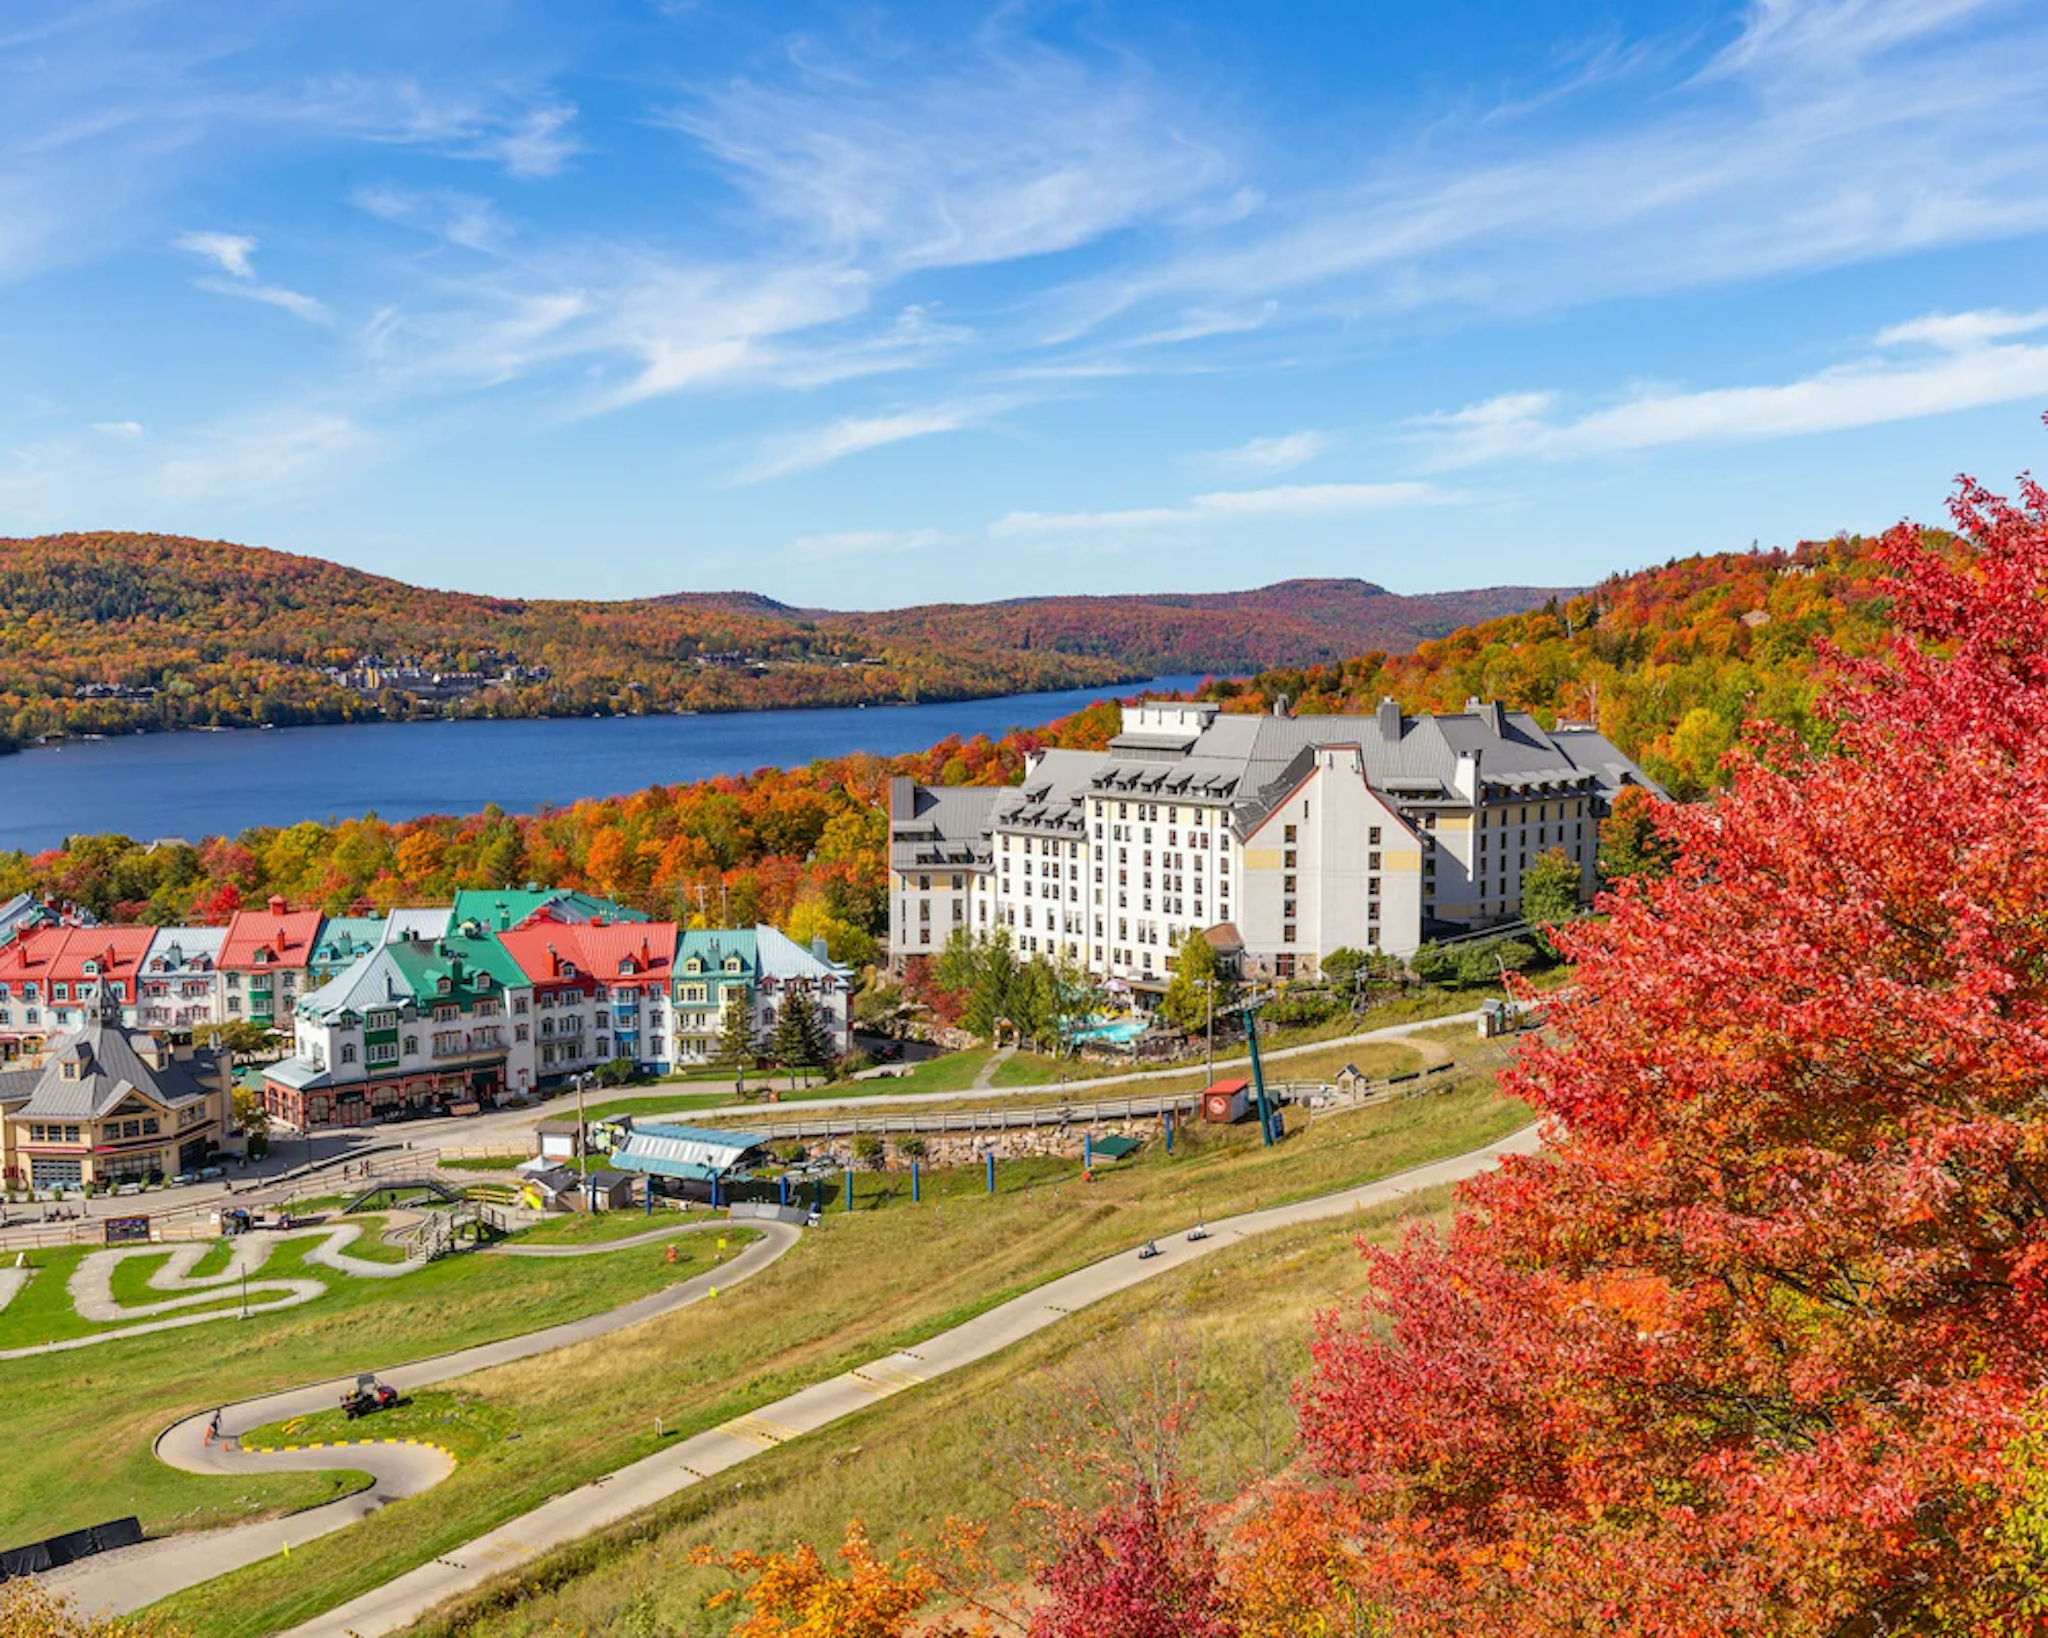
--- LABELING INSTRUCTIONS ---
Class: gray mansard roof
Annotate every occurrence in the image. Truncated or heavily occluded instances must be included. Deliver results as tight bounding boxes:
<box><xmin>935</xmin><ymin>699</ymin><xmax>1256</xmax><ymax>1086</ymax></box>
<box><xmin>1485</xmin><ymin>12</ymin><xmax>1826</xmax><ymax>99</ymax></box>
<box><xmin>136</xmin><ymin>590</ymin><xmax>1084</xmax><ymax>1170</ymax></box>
<box><xmin>888</xmin><ymin>699</ymin><xmax>1663</xmax><ymax>861</ymax></box>
<box><xmin>887</xmin><ymin>778</ymin><xmax>1002</xmax><ymax>872</ymax></box>
<box><xmin>12</xmin><ymin>1014</ymin><xmax>221</xmax><ymax>1121</ymax></box>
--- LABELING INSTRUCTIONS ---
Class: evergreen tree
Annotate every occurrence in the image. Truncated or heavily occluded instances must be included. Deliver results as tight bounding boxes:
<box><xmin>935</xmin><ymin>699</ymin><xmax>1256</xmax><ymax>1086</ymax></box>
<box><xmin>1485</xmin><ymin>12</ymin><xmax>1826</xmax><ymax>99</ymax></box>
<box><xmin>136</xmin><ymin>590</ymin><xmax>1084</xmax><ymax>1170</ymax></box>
<box><xmin>772</xmin><ymin>987</ymin><xmax>825</xmax><ymax>1087</ymax></box>
<box><xmin>717</xmin><ymin>990</ymin><xmax>757</xmax><ymax>1095</ymax></box>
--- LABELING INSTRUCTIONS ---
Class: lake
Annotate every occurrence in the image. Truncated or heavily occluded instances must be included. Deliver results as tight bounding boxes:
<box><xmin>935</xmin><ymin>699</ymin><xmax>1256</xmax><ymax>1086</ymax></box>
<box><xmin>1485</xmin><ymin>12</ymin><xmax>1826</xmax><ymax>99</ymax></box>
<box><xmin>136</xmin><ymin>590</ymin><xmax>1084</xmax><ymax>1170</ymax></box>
<box><xmin>0</xmin><ymin>676</ymin><xmax>1210</xmax><ymax>851</ymax></box>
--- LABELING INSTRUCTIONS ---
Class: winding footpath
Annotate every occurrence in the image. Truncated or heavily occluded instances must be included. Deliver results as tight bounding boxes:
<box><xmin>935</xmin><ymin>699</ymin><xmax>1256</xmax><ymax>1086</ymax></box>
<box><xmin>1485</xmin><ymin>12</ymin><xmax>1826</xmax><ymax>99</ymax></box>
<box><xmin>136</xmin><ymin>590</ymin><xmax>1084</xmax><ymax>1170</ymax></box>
<box><xmin>36</xmin><ymin>1219</ymin><xmax>797</xmax><ymax>1614</ymax></box>
<box><xmin>45</xmin><ymin>1122</ymin><xmax>1538</xmax><ymax>1638</ymax></box>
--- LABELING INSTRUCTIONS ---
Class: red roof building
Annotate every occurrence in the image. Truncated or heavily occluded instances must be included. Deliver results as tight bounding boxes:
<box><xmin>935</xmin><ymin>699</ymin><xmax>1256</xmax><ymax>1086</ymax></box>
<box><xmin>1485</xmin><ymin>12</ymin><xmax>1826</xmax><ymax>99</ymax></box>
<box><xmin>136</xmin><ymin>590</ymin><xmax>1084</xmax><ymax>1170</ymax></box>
<box><xmin>218</xmin><ymin>895</ymin><xmax>325</xmax><ymax>1035</ymax></box>
<box><xmin>496</xmin><ymin>921</ymin><xmax>680</xmax><ymax>1082</ymax></box>
<box><xmin>0</xmin><ymin>925</ymin><xmax>158</xmax><ymax>1046</ymax></box>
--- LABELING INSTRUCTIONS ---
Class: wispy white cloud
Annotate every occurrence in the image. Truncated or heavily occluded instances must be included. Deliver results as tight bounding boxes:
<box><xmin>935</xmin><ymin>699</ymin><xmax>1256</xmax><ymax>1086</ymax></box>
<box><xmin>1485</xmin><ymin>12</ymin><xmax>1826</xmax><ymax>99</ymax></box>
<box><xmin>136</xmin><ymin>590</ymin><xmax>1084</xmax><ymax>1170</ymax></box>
<box><xmin>176</xmin><ymin>231</ymin><xmax>331</xmax><ymax>324</ymax></box>
<box><xmin>992</xmin><ymin>480</ymin><xmax>1449</xmax><ymax>538</ymax></box>
<box><xmin>660</xmin><ymin>28</ymin><xmax>1234</xmax><ymax>273</ymax></box>
<box><xmin>1205</xmin><ymin>430</ymin><xmax>1330</xmax><ymax>476</ymax></box>
<box><xmin>792</xmin><ymin>527</ymin><xmax>944</xmax><ymax>559</ymax></box>
<box><xmin>174</xmin><ymin>230</ymin><xmax>256</xmax><ymax>279</ymax></box>
<box><xmin>475</xmin><ymin>102</ymin><xmax>579</xmax><ymax>180</ymax></box>
<box><xmin>90</xmin><ymin>420</ymin><xmax>143</xmax><ymax>439</ymax></box>
<box><xmin>735</xmin><ymin>403</ymin><xmax>992</xmax><ymax>485</ymax></box>
<box><xmin>351</xmin><ymin>184</ymin><xmax>506</xmax><ymax>252</ymax></box>
<box><xmin>1412</xmin><ymin>306</ymin><xmax>2048</xmax><ymax>466</ymax></box>
<box><xmin>154</xmin><ymin>410</ymin><xmax>369</xmax><ymax>501</ymax></box>
<box><xmin>1048</xmin><ymin>0</ymin><xmax>2048</xmax><ymax>342</ymax></box>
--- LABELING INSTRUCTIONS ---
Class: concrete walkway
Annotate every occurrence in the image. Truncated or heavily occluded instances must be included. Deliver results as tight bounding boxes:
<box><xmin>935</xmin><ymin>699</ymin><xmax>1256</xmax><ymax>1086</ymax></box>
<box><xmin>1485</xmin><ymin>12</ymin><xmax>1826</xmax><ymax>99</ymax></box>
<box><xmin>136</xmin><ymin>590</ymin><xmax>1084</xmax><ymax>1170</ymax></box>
<box><xmin>39</xmin><ymin>1220</ymin><xmax>798</xmax><ymax>1615</ymax></box>
<box><xmin>51</xmin><ymin>1120</ymin><xmax>1536</xmax><ymax>1636</ymax></box>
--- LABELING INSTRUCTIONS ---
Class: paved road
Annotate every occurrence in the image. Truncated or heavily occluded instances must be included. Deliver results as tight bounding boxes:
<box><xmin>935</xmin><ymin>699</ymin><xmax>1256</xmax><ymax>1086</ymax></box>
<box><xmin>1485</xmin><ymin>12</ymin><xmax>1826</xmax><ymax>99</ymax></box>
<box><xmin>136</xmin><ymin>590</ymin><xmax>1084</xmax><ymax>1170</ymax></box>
<box><xmin>38</xmin><ymin>1219</ymin><xmax>798</xmax><ymax>1614</ymax></box>
<box><xmin>52</xmin><ymin>1117</ymin><xmax>1537</xmax><ymax>1637</ymax></box>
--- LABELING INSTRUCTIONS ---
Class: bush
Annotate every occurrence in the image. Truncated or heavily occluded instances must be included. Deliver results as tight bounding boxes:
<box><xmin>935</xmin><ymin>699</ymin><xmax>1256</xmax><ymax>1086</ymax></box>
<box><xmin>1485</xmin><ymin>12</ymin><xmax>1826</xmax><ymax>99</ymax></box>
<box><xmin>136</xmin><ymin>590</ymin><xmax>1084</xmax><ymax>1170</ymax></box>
<box><xmin>897</xmin><ymin>1135</ymin><xmax>927</xmax><ymax>1160</ymax></box>
<box><xmin>839</xmin><ymin>1050</ymin><xmax>876</xmax><ymax>1076</ymax></box>
<box><xmin>1263</xmin><ymin>989</ymin><xmax>1342</xmax><ymax>1027</ymax></box>
<box><xmin>593</xmin><ymin>1057</ymin><xmax>639</xmax><ymax>1088</ymax></box>
<box><xmin>853</xmin><ymin>1133</ymin><xmax>888</xmax><ymax>1170</ymax></box>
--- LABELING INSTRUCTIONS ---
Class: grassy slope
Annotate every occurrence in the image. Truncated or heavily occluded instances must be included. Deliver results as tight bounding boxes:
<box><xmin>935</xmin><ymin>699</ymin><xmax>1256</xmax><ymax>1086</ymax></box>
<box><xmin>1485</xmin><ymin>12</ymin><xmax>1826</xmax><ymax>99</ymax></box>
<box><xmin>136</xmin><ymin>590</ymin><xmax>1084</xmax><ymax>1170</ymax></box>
<box><xmin>148</xmin><ymin>1061</ymin><xmax>1528</xmax><ymax>1638</ymax></box>
<box><xmin>415</xmin><ymin>1188</ymin><xmax>1456</xmax><ymax>1638</ymax></box>
<box><xmin>0</xmin><ymin>1228</ymin><xmax>752</xmax><ymax>1544</ymax></box>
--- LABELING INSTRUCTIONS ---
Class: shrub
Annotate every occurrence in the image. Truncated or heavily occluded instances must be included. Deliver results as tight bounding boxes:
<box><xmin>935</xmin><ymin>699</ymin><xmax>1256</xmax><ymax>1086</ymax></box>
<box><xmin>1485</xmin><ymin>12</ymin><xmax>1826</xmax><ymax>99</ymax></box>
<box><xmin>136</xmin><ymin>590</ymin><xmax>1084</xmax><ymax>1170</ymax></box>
<box><xmin>853</xmin><ymin>1133</ymin><xmax>888</xmax><ymax>1170</ymax></box>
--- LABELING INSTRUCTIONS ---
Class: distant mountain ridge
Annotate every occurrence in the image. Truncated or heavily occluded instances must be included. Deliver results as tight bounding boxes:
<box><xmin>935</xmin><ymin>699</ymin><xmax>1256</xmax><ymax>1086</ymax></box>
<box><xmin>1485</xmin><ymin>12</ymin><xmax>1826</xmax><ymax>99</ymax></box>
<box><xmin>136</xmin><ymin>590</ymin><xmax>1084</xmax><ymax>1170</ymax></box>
<box><xmin>0</xmin><ymin>532</ymin><xmax>1571</xmax><ymax>747</ymax></box>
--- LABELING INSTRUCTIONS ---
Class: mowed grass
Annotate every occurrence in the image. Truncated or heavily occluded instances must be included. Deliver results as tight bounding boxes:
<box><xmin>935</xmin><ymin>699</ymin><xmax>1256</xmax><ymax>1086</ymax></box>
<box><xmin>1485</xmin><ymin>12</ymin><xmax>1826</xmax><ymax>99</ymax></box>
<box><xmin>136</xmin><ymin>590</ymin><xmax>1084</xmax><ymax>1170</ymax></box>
<box><xmin>504</xmin><ymin>1210</ymin><xmax>705</xmax><ymax>1247</ymax></box>
<box><xmin>148</xmin><ymin>1065</ymin><xmax>1530</xmax><ymax>1638</ymax></box>
<box><xmin>413</xmin><ymin>1188</ymin><xmax>1462</xmax><ymax>1638</ymax></box>
<box><xmin>0</xmin><ymin>1227</ymin><xmax>752</xmax><ymax>1546</ymax></box>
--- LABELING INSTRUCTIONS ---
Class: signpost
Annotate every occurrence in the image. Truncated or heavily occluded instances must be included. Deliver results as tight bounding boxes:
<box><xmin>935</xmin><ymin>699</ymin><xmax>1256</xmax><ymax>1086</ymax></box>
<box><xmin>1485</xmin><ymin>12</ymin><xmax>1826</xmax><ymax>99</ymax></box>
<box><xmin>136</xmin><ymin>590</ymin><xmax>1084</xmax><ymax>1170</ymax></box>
<box><xmin>103</xmin><ymin>1215</ymin><xmax>151</xmax><ymax>1246</ymax></box>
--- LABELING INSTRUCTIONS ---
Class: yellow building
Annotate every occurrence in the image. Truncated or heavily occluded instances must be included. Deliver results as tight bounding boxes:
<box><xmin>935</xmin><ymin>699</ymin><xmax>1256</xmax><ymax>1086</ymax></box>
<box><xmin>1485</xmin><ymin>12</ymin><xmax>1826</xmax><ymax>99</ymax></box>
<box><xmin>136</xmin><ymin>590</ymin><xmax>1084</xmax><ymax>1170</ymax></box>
<box><xmin>0</xmin><ymin>990</ymin><xmax>230</xmax><ymax>1192</ymax></box>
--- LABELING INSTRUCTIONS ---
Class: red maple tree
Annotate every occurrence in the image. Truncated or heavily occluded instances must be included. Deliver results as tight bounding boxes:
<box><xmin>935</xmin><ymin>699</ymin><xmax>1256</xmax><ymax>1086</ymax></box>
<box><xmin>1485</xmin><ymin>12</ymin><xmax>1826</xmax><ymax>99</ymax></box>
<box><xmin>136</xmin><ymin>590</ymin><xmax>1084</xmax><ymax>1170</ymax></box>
<box><xmin>1297</xmin><ymin>463</ymin><xmax>2048</xmax><ymax>1635</ymax></box>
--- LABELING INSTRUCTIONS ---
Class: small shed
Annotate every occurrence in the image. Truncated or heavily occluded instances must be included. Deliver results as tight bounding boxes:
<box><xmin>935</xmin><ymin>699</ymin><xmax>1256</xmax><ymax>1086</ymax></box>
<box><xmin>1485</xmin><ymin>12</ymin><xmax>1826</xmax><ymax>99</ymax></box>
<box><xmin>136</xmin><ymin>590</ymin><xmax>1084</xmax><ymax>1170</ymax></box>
<box><xmin>1200</xmin><ymin>1079</ymin><xmax>1252</xmax><ymax>1124</ymax></box>
<box><xmin>1332</xmin><ymin>1063</ymin><xmax>1369</xmax><ymax>1093</ymax></box>
<box><xmin>533</xmin><ymin>1118</ymin><xmax>587</xmax><ymax>1162</ymax></box>
<box><xmin>521</xmin><ymin>1164</ymin><xmax>582</xmax><ymax>1210</ymax></box>
<box><xmin>1090</xmin><ymin>1134</ymin><xmax>1142</xmax><ymax>1163</ymax></box>
<box><xmin>584</xmin><ymin>1169</ymin><xmax>637</xmax><ymax>1211</ymax></box>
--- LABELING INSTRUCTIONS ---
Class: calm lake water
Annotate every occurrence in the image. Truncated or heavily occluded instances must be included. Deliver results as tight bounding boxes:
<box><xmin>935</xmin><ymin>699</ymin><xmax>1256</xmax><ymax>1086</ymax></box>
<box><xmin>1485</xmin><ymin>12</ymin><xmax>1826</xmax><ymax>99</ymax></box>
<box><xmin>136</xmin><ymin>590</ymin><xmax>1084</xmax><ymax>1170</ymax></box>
<box><xmin>0</xmin><ymin>677</ymin><xmax>1208</xmax><ymax>851</ymax></box>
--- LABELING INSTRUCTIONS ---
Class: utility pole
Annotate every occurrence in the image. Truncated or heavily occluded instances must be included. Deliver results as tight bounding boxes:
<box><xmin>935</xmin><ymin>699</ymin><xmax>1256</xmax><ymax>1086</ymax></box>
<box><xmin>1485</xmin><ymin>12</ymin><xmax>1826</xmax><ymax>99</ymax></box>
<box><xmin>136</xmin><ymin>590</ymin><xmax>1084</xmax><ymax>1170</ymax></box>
<box><xmin>1204</xmin><ymin>979</ymin><xmax>1216</xmax><ymax>1087</ymax></box>
<box><xmin>576</xmin><ymin>1072</ymin><xmax>595</xmax><ymax>1213</ymax></box>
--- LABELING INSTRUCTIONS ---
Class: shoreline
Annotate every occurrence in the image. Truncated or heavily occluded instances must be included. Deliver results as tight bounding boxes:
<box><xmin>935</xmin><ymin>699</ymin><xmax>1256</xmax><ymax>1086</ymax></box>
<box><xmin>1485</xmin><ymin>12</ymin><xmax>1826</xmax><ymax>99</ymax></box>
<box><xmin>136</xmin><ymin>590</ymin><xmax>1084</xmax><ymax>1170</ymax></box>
<box><xmin>3</xmin><ymin>667</ymin><xmax>1173</xmax><ymax>757</ymax></box>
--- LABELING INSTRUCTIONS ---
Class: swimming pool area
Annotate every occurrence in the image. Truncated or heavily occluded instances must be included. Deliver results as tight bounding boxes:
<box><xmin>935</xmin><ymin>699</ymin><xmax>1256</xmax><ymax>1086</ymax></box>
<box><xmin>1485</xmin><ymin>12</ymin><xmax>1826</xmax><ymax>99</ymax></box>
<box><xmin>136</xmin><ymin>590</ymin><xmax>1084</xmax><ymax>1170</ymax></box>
<box><xmin>1068</xmin><ymin>1017</ymin><xmax>1150</xmax><ymax>1046</ymax></box>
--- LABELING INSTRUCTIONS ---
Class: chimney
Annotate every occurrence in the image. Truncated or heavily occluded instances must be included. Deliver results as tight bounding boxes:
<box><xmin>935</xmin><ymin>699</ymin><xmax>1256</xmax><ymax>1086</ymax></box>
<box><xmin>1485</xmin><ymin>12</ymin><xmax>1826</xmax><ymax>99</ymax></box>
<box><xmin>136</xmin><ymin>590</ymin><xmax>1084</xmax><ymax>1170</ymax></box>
<box><xmin>268</xmin><ymin>894</ymin><xmax>287</xmax><ymax>916</ymax></box>
<box><xmin>1453</xmin><ymin>748</ymin><xmax>1484</xmax><ymax>804</ymax></box>
<box><xmin>811</xmin><ymin>935</ymin><xmax>830</xmax><ymax>962</ymax></box>
<box><xmin>1376</xmin><ymin>696</ymin><xmax>1402</xmax><ymax>742</ymax></box>
<box><xmin>1272</xmin><ymin>692</ymin><xmax>1291</xmax><ymax>718</ymax></box>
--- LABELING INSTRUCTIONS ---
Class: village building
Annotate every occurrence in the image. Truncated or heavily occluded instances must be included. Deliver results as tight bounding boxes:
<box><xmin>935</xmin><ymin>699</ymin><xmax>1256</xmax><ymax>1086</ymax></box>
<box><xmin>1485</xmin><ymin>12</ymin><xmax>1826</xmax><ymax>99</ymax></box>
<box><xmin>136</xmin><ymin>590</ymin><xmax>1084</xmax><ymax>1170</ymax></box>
<box><xmin>262</xmin><ymin>922</ymin><xmax>532</xmax><ymax>1129</ymax></box>
<box><xmin>136</xmin><ymin>927</ymin><xmax>227</xmax><ymax>1034</ymax></box>
<box><xmin>496</xmin><ymin>920</ymin><xmax>681</xmax><ymax>1085</ymax></box>
<box><xmin>217</xmin><ymin>897</ymin><xmax>324</xmax><ymax>1040</ymax></box>
<box><xmin>671</xmin><ymin>927</ymin><xmax>853</xmax><ymax>1064</ymax></box>
<box><xmin>0</xmin><ymin>988</ymin><xmax>230</xmax><ymax>1190</ymax></box>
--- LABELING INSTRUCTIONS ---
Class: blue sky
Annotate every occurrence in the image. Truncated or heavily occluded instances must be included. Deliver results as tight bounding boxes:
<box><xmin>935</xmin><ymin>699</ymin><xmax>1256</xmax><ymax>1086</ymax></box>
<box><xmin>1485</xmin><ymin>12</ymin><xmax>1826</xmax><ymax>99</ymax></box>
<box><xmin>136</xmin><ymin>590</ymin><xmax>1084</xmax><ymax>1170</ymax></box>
<box><xmin>5</xmin><ymin>0</ymin><xmax>2048</xmax><ymax>607</ymax></box>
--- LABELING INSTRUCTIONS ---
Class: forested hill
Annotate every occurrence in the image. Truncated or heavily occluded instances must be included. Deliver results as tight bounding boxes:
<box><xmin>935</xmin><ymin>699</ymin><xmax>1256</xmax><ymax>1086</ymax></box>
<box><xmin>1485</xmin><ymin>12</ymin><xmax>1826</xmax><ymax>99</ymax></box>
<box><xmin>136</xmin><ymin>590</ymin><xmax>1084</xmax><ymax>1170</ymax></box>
<box><xmin>830</xmin><ymin>578</ymin><xmax>1569</xmax><ymax>673</ymax></box>
<box><xmin>1201</xmin><ymin>534</ymin><xmax>1900</xmax><ymax>797</ymax></box>
<box><xmin>0</xmin><ymin>533</ymin><xmax>1566</xmax><ymax>747</ymax></box>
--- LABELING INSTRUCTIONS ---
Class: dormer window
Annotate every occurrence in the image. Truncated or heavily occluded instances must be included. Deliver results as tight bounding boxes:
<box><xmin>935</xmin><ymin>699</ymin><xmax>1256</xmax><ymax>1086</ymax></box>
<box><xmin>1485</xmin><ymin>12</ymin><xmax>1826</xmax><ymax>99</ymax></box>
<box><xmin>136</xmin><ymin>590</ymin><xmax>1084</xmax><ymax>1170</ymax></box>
<box><xmin>725</xmin><ymin>958</ymin><xmax>742</xmax><ymax>973</ymax></box>
<box><xmin>83</xmin><ymin>960</ymin><xmax>100</xmax><ymax>975</ymax></box>
<box><xmin>685</xmin><ymin>958</ymin><xmax>702</xmax><ymax>974</ymax></box>
<box><xmin>438</xmin><ymin>976</ymin><xmax>453</xmax><ymax>993</ymax></box>
<box><xmin>618</xmin><ymin>959</ymin><xmax>635</xmax><ymax>976</ymax></box>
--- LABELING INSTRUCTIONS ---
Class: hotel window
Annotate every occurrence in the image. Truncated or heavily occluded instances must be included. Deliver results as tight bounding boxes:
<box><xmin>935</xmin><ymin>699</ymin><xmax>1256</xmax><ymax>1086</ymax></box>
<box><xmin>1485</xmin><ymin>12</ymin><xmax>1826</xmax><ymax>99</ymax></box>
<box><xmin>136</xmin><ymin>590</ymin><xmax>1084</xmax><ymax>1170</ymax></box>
<box><xmin>1282</xmin><ymin>923</ymin><xmax>1296</xmax><ymax>944</ymax></box>
<box><xmin>1284</xmin><ymin>825</ymin><xmax>1297</xmax><ymax>842</ymax></box>
<box><xmin>1369</xmin><ymin>826</ymin><xmax>1382</xmax><ymax>845</ymax></box>
<box><xmin>1369</xmin><ymin>852</ymin><xmax>1382</xmax><ymax>870</ymax></box>
<box><xmin>1369</xmin><ymin>903</ymin><xmax>1382</xmax><ymax>922</ymax></box>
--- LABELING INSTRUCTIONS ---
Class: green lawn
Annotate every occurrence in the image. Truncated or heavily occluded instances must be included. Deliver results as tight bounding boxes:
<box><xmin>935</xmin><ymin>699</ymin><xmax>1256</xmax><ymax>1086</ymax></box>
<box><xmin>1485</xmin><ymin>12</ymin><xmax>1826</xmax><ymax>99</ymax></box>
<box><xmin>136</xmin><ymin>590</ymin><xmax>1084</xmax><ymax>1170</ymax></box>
<box><xmin>146</xmin><ymin>1060</ymin><xmax>1530</xmax><ymax>1638</ymax></box>
<box><xmin>0</xmin><ymin>1227</ymin><xmax>756</xmax><ymax>1547</ymax></box>
<box><xmin>503</xmin><ymin>1209</ymin><xmax>704</xmax><ymax>1247</ymax></box>
<box><xmin>400</xmin><ymin>1186</ymin><xmax>1459</xmax><ymax>1638</ymax></box>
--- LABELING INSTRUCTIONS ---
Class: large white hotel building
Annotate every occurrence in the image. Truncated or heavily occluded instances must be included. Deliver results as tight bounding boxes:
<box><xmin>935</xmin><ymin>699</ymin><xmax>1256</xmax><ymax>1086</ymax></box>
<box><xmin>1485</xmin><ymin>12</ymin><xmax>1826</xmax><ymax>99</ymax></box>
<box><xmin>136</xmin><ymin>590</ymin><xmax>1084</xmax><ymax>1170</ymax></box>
<box><xmin>885</xmin><ymin>697</ymin><xmax>1659</xmax><ymax>992</ymax></box>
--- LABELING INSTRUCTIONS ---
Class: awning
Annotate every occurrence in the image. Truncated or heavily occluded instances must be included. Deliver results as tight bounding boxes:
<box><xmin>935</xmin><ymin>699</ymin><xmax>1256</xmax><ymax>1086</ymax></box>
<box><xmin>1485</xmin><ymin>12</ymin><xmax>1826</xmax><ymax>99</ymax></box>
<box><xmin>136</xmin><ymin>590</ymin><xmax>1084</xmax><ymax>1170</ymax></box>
<box><xmin>607</xmin><ymin>1151</ymin><xmax>723</xmax><ymax>1182</ymax></box>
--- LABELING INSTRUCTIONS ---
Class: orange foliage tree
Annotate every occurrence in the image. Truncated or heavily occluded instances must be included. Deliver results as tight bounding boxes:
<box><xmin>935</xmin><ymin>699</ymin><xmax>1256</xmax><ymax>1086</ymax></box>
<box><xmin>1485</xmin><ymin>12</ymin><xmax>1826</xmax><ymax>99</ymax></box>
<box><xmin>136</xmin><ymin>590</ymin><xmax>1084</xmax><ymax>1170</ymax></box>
<box><xmin>1292</xmin><ymin>464</ymin><xmax>2048</xmax><ymax>1634</ymax></box>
